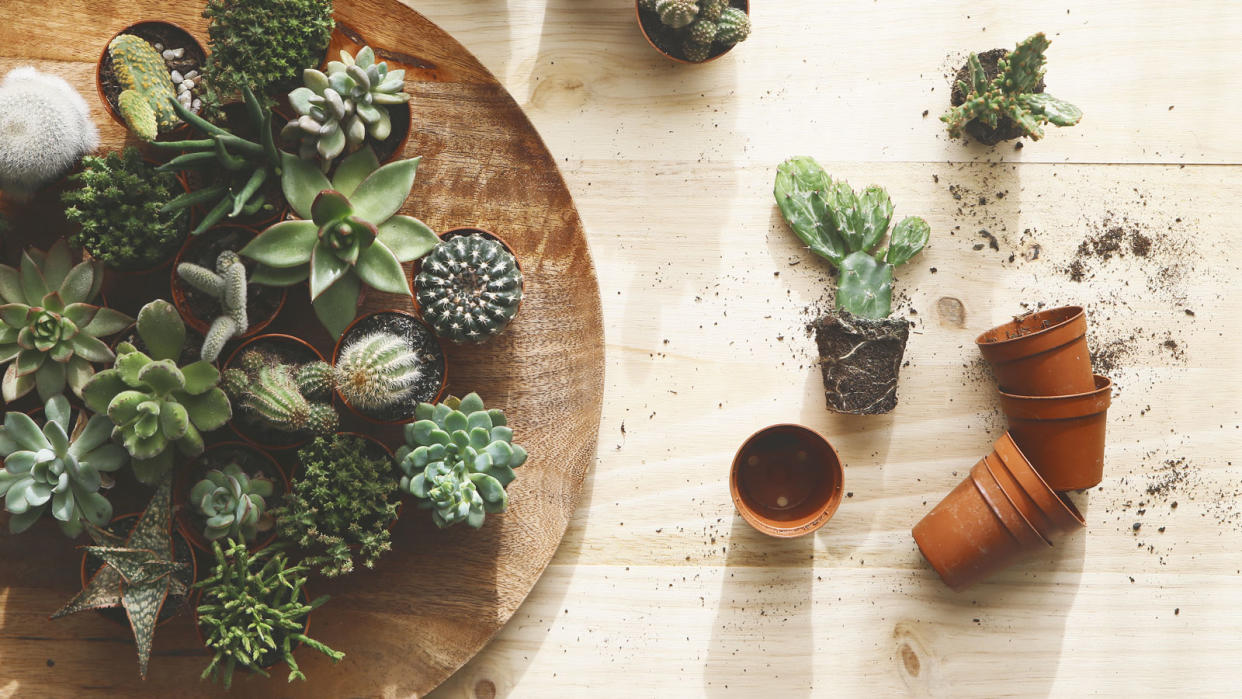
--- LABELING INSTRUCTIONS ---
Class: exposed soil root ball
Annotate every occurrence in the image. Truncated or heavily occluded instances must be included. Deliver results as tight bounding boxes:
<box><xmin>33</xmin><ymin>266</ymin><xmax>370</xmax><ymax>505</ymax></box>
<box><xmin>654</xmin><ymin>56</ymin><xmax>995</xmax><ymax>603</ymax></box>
<box><xmin>813</xmin><ymin>311</ymin><xmax>910</xmax><ymax>415</ymax></box>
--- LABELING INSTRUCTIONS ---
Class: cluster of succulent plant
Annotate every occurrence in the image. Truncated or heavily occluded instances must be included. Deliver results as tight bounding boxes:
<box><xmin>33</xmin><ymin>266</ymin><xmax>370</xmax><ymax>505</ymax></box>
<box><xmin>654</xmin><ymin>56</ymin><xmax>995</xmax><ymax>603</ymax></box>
<box><xmin>62</xmin><ymin>147</ymin><xmax>189</xmax><ymax>270</ymax></box>
<box><xmin>107</xmin><ymin>34</ymin><xmax>180</xmax><ymax>140</ymax></box>
<box><xmin>284</xmin><ymin>46</ymin><xmax>410</xmax><ymax>169</ymax></box>
<box><xmin>942</xmin><ymin>32</ymin><xmax>1082</xmax><ymax>142</ymax></box>
<box><xmin>0</xmin><ymin>240</ymin><xmax>132</xmax><ymax>402</ymax></box>
<box><xmin>176</xmin><ymin>250</ymin><xmax>249</xmax><ymax>362</ymax></box>
<box><xmin>0</xmin><ymin>395</ymin><xmax>128</xmax><ymax>537</ymax></box>
<box><xmin>273</xmin><ymin>433</ymin><xmax>400</xmax><ymax>576</ymax></box>
<box><xmin>222</xmin><ymin>350</ymin><xmax>337</xmax><ymax>435</ymax></box>
<box><xmin>52</xmin><ymin>479</ymin><xmax>188</xmax><ymax>679</ymax></box>
<box><xmin>242</xmin><ymin>148</ymin><xmax>438</xmax><ymax>337</ymax></box>
<box><xmin>190</xmin><ymin>463</ymin><xmax>276</xmax><ymax>543</ymax></box>
<box><xmin>0</xmin><ymin>66</ymin><xmax>99</xmax><ymax>199</ymax></box>
<box><xmin>416</xmin><ymin>234</ymin><xmax>524</xmax><ymax>344</ymax></box>
<box><xmin>334</xmin><ymin>330</ymin><xmax>422</xmax><ymax>412</ymax></box>
<box><xmin>774</xmin><ymin>157</ymin><xmax>930</xmax><ymax>319</ymax></box>
<box><xmin>639</xmin><ymin>0</ymin><xmax>751</xmax><ymax>62</ymax></box>
<box><xmin>81</xmin><ymin>300</ymin><xmax>232</xmax><ymax>484</ymax></box>
<box><xmin>200</xmin><ymin>0</ymin><xmax>335</xmax><ymax>115</ymax></box>
<box><xmin>397</xmin><ymin>393</ymin><xmax>527</xmax><ymax>529</ymax></box>
<box><xmin>195</xmin><ymin>539</ymin><xmax>343</xmax><ymax>688</ymax></box>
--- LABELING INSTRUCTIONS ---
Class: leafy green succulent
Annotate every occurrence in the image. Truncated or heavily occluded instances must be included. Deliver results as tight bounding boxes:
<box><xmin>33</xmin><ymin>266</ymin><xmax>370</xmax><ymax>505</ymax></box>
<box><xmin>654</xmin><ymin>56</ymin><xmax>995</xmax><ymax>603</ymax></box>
<box><xmin>396</xmin><ymin>393</ymin><xmax>527</xmax><ymax>529</ymax></box>
<box><xmin>0</xmin><ymin>395</ymin><xmax>128</xmax><ymax>536</ymax></box>
<box><xmin>240</xmin><ymin>148</ymin><xmax>438</xmax><ymax>338</ymax></box>
<box><xmin>81</xmin><ymin>300</ymin><xmax>232</xmax><ymax>484</ymax></box>
<box><xmin>190</xmin><ymin>462</ymin><xmax>276</xmax><ymax>543</ymax></box>
<box><xmin>0</xmin><ymin>239</ymin><xmax>132</xmax><ymax>402</ymax></box>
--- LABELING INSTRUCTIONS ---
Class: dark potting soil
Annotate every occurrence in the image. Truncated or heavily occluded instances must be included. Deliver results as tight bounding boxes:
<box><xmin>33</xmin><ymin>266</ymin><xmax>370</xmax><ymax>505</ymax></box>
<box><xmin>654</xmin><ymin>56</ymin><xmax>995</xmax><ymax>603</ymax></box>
<box><xmin>813</xmin><ymin>312</ymin><xmax>910</xmax><ymax>415</ymax></box>
<box><xmin>99</xmin><ymin>23</ymin><xmax>204</xmax><ymax>128</ymax></box>
<box><xmin>229</xmin><ymin>337</ymin><xmax>322</xmax><ymax>448</ymax></box>
<box><xmin>337</xmin><ymin>312</ymin><xmax>445</xmax><ymax>422</ymax></box>
<box><xmin>949</xmin><ymin>48</ymin><xmax>1046</xmax><ymax>145</ymax></box>
<box><xmin>638</xmin><ymin>1</ymin><xmax>748</xmax><ymax>63</ymax></box>
<box><xmin>176</xmin><ymin>226</ymin><xmax>284</xmax><ymax>333</ymax></box>
<box><xmin>83</xmin><ymin>514</ymin><xmax>195</xmax><ymax>626</ymax></box>
<box><xmin>181</xmin><ymin>443</ymin><xmax>285</xmax><ymax>542</ymax></box>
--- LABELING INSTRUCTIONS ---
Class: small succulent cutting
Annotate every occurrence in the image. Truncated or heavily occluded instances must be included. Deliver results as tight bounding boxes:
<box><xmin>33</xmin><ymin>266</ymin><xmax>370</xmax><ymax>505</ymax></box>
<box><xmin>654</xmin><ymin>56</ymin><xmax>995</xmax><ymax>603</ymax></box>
<box><xmin>397</xmin><ymin>393</ymin><xmax>528</xmax><ymax>529</ymax></box>
<box><xmin>107</xmin><ymin>34</ymin><xmax>180</xmax><ymax>140</ymax></box>
<box><xmin>190</xmin><ymin>463</ymin><xmax>276</xmax><ymax>543</ymax></box>
<box><xmin>176</xmin><ymin>251</ymin><xmax>249</xmax><ymax>363</ymax></box>
<box><xmin>639</xmin><ymin>0</ymin><xmax>752</xmax><ymax>63</ymax></box>
<box><xmin>81</xmin><ymin>300</ymin><xmax>232</xmax><ymax>484</ymax></box>
<box><xmin>195</xmin><ymin>539</ymin><xmax>343</xmax><ymax>688</ymax></box>
<box><xmin>241</xmin><ymin>148</ymin><xmax>438</xmax><ymax>338</ymax></box>
<box><xmin>942</xmin><ymin>32</ymin><xmax>1082</xmax><ymax>142</ymax></box>
<box><xmin>416</xmin><ymin>235</ymin><xmax>523</xmax><ymax>343</ymax></box>
<box><xmin>284</xmin><ymin>46</ymin><xmax>410</xmax><ymax>169</ymax></box>
<box><xmin>222</xmin><ymin>350</ymin><xmax>337</xmax><ymax>436</ymax></box>
<box><xmin>334</xmin><ymin>331</ymin><xmax>422</xmax><ymax>412</ymax></box>
<box><xmin>0</xmin><ymin>395</ymin><xmax>128</xmax><ymax>536</ymax></box>
<box><xmin>0</xmin><ymin>240</ymin><xmax>132</xmax><ymax>402</ymax></box>
<box><xmin>0</xmin><ymin>66</ymin><xmax>99</xmax><ymax>199</ymax></box>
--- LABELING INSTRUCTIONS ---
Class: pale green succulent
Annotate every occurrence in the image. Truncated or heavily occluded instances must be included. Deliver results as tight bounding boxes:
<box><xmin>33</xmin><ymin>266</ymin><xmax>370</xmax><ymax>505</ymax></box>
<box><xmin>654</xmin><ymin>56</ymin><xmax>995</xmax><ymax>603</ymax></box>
<box><xmin>190</xmin><ymin>463</ymin><xmax>275</xmax><ymax>543</ymax></box>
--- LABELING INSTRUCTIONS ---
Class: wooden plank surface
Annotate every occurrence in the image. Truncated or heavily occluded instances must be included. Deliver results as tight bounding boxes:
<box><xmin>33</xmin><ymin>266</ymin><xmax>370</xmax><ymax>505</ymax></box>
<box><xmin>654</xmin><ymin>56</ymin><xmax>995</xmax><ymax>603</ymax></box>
<box><xmin>419</xmin><ymin>1</ymin><xmax>1242</xmax><ymax>697</ymax></box>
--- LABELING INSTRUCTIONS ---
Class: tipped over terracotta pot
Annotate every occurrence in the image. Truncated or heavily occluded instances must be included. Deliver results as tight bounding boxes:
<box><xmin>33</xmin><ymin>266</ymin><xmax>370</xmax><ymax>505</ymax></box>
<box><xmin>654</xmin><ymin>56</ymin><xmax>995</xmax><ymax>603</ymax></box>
<box><xmin>999</xmin><ymin>375</ymin><xmax>1112</xmax><ymax>491</ymax></box>
<box><xmin>990</xmin><ymin>431</ymin><xmax>1087</xmax><ymax>537</ymax></box>
<box><xmin>730</xmin><ymin>424</ymin><xmax>843</xmax><ymax>538</ymax></box>
<box><xmin>976</xmin><ymin>306</ymin><xmax>1093</xmax><ymax>396</ymax></box>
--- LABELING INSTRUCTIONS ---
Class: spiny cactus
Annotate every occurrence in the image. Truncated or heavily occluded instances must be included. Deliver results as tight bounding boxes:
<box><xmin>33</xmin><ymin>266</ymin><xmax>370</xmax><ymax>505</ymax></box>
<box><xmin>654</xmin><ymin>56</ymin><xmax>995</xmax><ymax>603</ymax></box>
<box><xmin>108</xmin><ymin>34</ymin><xmax>179</xmax><ymax>140</ymax></box>
<box><xmin>334</xmin><ymin>331</ymin><xmax>422</xmax><ymax>412</ymax></box>
<box><xmin>774</xmin><ymin>157</ymin><xmax>930</xmax><ymax>319</ymax></box>
<box><xmin>283</xmin><ymin>46</ymin><xmax>410</xmax><ymax>170</ymax></box>
<box><xmin>642</xmin><ymin>1</ymin><xmax>750</xmax><ymax>63</ymax></box>
<box><xmin>656</xmin><ymin>0</ymin><xmax>698</xmax><ymax>28</ymax></box>
<box><xmin>223</xmin><ymin>350</ymin><xmax>337</xmax><ymax>436</ymax></box>
<box><xmin>0</xmin><ymin>66</ymin><xmax>99</xmax><ymax>199</ymax></box>
<box><xmin>416</xmin><ymin>235</ymin><xmax>524</xmax><ymax>343</ymax></box>
<box><xmin>177</xmin><ymin>251</ymin><xmax>249</xmax><ymax>363</ymax></box>
<box><xmin>396</xmin><ymin>393</ymin><xmax>528</xmax><ymax>529</ymax></box>
<box><xmin>189</xmin><ymin>462</ymin><xmax>275</xmax><ymax>543</ymax></box>
<box><xmin>942</xmin><ymin>33</ymin><xmax>1082</xmax><ymax>142</ymax></box>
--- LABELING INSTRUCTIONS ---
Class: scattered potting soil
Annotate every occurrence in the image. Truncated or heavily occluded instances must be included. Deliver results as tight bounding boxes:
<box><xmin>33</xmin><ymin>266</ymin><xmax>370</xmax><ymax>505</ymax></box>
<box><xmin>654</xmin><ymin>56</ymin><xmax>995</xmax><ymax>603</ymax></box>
<box><xmin>99</xmin><ymin>23</ymin><xmax>205</xmax><ymax>126</ymax></box>
<box><xmin>637</xmin><ymin>1</ymin><xmax>748</xmax><ymax>63</ymax></box>
<box><xmin>180</xmin><ymin>443</ymin><xmax>285</xmax><ymax>544</ymax></box>
<box><xmin>949</xmin><ymin>48</ymin><xmax>1045</xmax><ymax>145</ymax></box>
<box><xmin>228</xmin><ymin>337</ymin><xmax>321</xmax><ymax>448</ymax></box>
<box><xmin>175</xmin><ymin>226</ymin><xmax>284</xmax><ymax>333</ymax></box>
<box><xmin>337</xmin><ymin>312</ymin><xmax>445</xmax><ymax>422</ymax></box>
<box><xmin>812</xmin><ymin>312</ymin><xmax>909</xmax><ymax>415</ymax></box>
<box><xmin>83</xmin><ymin>514</ymin><xmax>195</xmax><ymax>627</ymax></box>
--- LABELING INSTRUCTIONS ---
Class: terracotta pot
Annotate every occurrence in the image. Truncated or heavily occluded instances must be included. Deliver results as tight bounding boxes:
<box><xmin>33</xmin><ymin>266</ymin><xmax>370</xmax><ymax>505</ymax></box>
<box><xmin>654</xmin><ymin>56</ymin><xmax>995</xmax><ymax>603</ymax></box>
<box><xmin>635</xmin><ymin>0</ymin><xmax>750</xmax><ymax>65</ymax></box>
<box><xmin>95</xmin><ymin>21</ymin><xmax>205</xmax><ymax>140</ymax></box>
<box><xmin>169</xmin><ymin>224</ymin><xmax>287</xmax><ymax>341</ymax></box>
<box><xmin>223</xmin><ymin>333</ymin><xmax>329</xmax><ymax>451</ymax></box>
<box><xmin>331</xmin><ymin>310</ymin><xmax>448</xmax><ymax>425</ymax></box>
<box><xmin>970</xmin><ymin>458</ymin><xmax>1049</xmax><ymax>550</ymax></box>
<box><xmin>173</xmin><ymin>442</ymin><xmax>290</xmax><ymax>554</ymax></box>
<box><xmin>729</xmin><ymin>424</ymin><xmax>843</xmax><ymax>538</ymax></box>
<box><xmin>976</xmin><ymin>306</ymin><xmax>1094</xmax><ymax>396</ymax></box>
<box><xmin>982</xmin><ymin>451</ymin><xmax>1054</xmax><ymax>538</ymax></box>
<box><xmin>999</xmin><ymin>375</ymin><xmax>1112</xmax><ymax>491</ymax></box>
<box><xmin>79</xmin><ymin>512</ymin><xmax>197</xmax><ymax>628</ymax></box>
<box><xmin>991</xmin><ymin>432</ymin><xmax>1086</xmax><ymax>537</ymax></box>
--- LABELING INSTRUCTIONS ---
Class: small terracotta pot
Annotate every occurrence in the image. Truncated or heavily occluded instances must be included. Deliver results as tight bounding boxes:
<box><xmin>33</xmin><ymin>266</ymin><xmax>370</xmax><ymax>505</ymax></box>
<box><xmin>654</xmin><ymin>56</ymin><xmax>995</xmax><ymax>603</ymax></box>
<box><xmin>173</xmin><ymin>442</ymin><xmax>290</xmax><ymax>554</ymax></box>
<box><xmin>976</xmin><ymin>306</ymin><xmax>1094</xmax><ymax>397</ymax></box>
<box><xmin>223</xmin><ymin>333</ymin><xmax>329</xmax><ymax>451</ymax></box>
<box><xmin>169</xmin><ymin>224</ymin><xmax>287</xmax><ymax>340</ymax></box>
<box><xmin>79</xmin><ymin>512</ymin><xmax>197</xmax><ymax>628</ymax></box>
<box><xmin>970</xmin><ymin>458</ymin><xmax>1049</xmax><ymax>550</ymax></box>
<box><xmin>991</xmin><ymin>432</ymin><xmax>1086</xmax><ymax>537</ymax></box>
<box><xmin>635</xmin><ymin>1</ymin><xmax>750</xmax><ymax>65</ymax></box>
<box><xmin>999</xmin><ymin>375</ymin><xmax>1112</xmax><ymax>491</ymax></box>
<box><xmin>95</xmin><ymin>21</ymin><xmax>205</xmax><ymax>140</ymax></box>
<box><xmin>331</xmin><ymin>310</ymin><xmax>448</xmax><ymax>425</ymax></box>
<box><xmin>729</xmin><ymin>424</ymin><xmax>843</xmax><ymax>538</ymax></box>
<box><xmin>982</xmin><ymin>451</ymin><xmax>1054</xmax><ymax>538</ymax></box>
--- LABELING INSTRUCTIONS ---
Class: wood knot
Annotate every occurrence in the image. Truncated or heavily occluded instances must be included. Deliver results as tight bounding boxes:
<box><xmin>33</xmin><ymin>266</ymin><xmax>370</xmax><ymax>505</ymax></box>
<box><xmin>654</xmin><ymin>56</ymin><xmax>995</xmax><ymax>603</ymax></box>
<box><xmin>900</xmin><ymin>642</ymin><xmax>921</xmax><ymax>677</ymax></box>
<box><xmin>936</xmin><ymin>296</ymin><xmax>966</xmax><ymax>328</ymax></box>
<box><xmin>473</xmin><ymin>679</ymin><xmax>497</xmax><ymax>699</ymax></box>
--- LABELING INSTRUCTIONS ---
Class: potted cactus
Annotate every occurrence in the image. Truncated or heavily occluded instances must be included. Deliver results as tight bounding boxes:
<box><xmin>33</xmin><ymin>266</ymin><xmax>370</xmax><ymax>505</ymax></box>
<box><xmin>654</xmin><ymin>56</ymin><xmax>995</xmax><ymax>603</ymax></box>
<box><xmin>96</xmin><ymin>22</ymin><xmax>206</xmax><ymax>138</ymax></box>
<box><xmin>221</xmin><ymin>336</ymin><xmax>337</xmax><ymax>449</ymax></box>
<box><xmin>332</xmin><ymin>310</ymin><xmax>446</xmax><ymax>423</ymax></box>
<box><xmin>416</xmin><ymin>228</ymin><xmax>524</xmax><ymax>344</ymax></box>
<box><xmin>943</xmin><ymin>32</ymin><xmax>1083</xmax><ymax>145</ymax></box>
<box><xmin>175</xmin><ymin>441</ymin><xmax>287</xmax><ymax>551</ymax></box>
<box><xmin>0</xmin><ymin>66</ymin><xmax>99</xmax><ymax>199</ymax></box>
<box><xmin>774</xmin><ymin>156</ymin><xmax>931</xmax><ymax>414</ymax></box>
<box><xmin>636</xmin><ymin>0</ymin><xmax>751</xmax><ymax>64</ymax></box>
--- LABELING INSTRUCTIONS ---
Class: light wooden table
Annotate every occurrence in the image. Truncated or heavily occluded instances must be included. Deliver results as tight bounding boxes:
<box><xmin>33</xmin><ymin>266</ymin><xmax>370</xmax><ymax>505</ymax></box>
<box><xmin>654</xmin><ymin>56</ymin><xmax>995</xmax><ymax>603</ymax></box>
<box><xmin>157</xmin><ymin>1</ymin><xmax>1242</xmax><ymax>696</ymax></box>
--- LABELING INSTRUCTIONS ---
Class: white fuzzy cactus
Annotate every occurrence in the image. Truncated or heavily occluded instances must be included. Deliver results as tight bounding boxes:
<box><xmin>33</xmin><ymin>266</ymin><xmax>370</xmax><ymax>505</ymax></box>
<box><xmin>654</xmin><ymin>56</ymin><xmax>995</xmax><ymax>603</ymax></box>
<box><xmin>0</xmin><ymin>66</ymin><xmax>99</xmax><ymax>199</ymax></box>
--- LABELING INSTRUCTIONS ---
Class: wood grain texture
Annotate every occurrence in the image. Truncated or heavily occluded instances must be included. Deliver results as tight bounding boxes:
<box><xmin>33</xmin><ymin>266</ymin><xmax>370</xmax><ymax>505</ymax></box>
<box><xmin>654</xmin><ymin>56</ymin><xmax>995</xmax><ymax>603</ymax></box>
<box><xmin>0</xmin><ymin>0</ymin><xmax>602</xmax><ymax>697</ymax></box>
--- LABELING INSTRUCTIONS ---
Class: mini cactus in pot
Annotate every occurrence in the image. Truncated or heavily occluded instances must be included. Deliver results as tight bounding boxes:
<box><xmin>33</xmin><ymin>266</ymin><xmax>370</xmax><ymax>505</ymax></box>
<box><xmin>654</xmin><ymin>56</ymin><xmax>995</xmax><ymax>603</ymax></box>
<box><xmin>416</xmin><ymin>231</ymin><xmax>524</xmax><ymax>344</ymax></box>
<box><xmin>636</xmin><ymin>0</ymin><xmax>751</xmax><ymax>64</ymax></box>
<box><xmin>222</xmin><ymin>348</ymin><xmax>338</xmax><ymax>444</ymax></box>
<box><xmin>332</xmin><ymin>311</ymin><xmax>446</xmax><ymax>423</ymax></box>
<box><xmin>0</xmin><ymin>66</ymin><xmax>99</xmax><ymax>200</ymax></box>
<box><xmin>176</xmin><ymin>251</ymin><xmax>248</xmax><ymax>363</ymax></box>
<box><xmin>774</xmin><ymin>156</ymin><xmax>931</xmax><ymax>414</ymax></box>
<box><xmin>106</xmin><ymin>34</ymin><xmax>180</xmax><ymax>140</ymax></box>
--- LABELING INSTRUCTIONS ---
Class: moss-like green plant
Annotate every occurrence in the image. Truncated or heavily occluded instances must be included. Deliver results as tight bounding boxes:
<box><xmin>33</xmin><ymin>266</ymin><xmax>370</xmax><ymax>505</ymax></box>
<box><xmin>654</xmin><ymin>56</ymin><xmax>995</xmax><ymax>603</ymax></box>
<box><xmin>190</xmin><ymin>463</ymin><xmax>275</xmax><ymax>542</ymax></box>
<box><xmin>272</xmin><ymin>433</ymin><xmax>399</xmax><ymax>577</ymax></box>
<box><xmin>62</xmin><ymin>147</ymin><xmax>189</xmax><ymax>270</ymax></box>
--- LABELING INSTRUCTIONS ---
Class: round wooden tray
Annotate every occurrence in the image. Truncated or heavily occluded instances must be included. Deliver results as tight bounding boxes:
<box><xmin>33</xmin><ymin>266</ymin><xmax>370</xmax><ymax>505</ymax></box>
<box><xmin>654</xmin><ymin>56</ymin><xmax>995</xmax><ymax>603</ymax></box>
<box><xmin>0</xmin><ymin>0</ymin><xmax>604</xmax><ymax>695</ymax></box>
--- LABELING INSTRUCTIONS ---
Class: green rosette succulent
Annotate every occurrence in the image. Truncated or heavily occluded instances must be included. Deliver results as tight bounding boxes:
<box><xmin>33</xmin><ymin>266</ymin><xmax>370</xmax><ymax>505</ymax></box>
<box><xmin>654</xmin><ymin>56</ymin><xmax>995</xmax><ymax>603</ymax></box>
<box><xmin>0</xmin><ymin>239</ymin><xmax>133</xmax><ymax>402</ymax></box>
<box><xmin>240</xmin><ymin>148</ymin><xmax>438</xmax><ymax>338</ymax></box>
<box><xmin>0</xmin><ymin>395</ymin><xmax>128</xmax><ymax>536</ymax></box>
<box><xmin>396</xmin><ymin>392</ymin><xmax>528</xmax><ymax>529</ymax></box>
<box><xmin>190</xmin><ymin>463</ymin><xmax>275</xmax><ymax>543</ymax></box>
<box><xmin>81</xmin><ymin>300</ymin><xmax>232</xmax><ymax>484</ymax></box>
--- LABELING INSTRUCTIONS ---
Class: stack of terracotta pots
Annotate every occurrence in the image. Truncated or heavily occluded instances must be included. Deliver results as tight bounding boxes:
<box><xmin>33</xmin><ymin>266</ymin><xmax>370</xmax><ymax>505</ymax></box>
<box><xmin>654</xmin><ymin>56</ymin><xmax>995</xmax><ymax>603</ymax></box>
<box><xmin>913</xmin><ymin>306</ymin><xmax>1112</xmax><ymax>591</ymax></box>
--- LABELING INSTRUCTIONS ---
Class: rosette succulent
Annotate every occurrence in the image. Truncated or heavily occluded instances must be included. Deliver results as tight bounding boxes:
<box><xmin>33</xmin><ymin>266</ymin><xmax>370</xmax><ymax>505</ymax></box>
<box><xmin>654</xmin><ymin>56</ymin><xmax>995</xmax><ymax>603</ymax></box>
<box><xmin>396</xmin><ymin>393</ymin><xmax>528</xmax><ymax>529</ymax></box>
<box><xmin>82</xmin><ymin>300</ymin><xmax>232</xmax><ymax>484</ymax></box>
<box><xmin>190</xmin><ymin>463</ymin><xmax>275</xmax><ymax>543</ymax></box>
<box><xmin>0</xmin><ymin>240</ymin><xmax>132</xmax><ymax>402</ymax></box>
<box><xmin>241</xmin><ymin>148</ymin><xmax>438</xmax><ymax>337</ymax></box>
<box><xmin>0</xmin><ymin>395</ymin><xmax>128</xmax><ymax>536</ymax></box>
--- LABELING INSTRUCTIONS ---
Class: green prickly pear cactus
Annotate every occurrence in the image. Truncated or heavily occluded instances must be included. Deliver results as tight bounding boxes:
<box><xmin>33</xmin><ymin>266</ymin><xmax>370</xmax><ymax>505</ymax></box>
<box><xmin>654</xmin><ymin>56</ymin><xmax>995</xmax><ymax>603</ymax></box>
<box><xmin>108</xmin><ymin>34</ymin><xmax>179</xmax><ymax>140</ymax></box>
<box><xmin>774</xmin><ymin>156</ymin><xmax>930</xmax><ymax>319</ymax></box>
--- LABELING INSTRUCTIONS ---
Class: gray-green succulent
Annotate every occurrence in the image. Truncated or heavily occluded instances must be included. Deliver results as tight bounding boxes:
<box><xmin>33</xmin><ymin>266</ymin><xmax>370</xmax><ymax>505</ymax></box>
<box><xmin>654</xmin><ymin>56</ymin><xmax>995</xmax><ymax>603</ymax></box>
<box><xmin>176</xmin><ymin>250</ymin><xmax>249</xmax><ymax>363</ymax></box>
<box><xmin>190</xmin><ymin>462</ymin><xmax>275</xmax><ymax>543</ymax></box>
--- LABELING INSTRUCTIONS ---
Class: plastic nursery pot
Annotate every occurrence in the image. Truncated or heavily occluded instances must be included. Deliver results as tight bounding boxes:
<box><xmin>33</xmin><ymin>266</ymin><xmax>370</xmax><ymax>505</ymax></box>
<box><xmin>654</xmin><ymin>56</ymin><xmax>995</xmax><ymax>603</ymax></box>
<box><xmin>412</xmin><ymin>226</ymin><xmax>526</xmax><ymax>323</ymax></box>
<box><xmin>169</xmin><ymin>224</ymin><xmax>288</xmax><ymax>340</ymax></box>
<box><xmin>95</xmin><ymin>21</ymin><xmax>206</xmax><ymax>140</ymax></box>
<box><xmin>976</xmin><ymin>306</ymin><xmax>1094</xmax><ymax>397</ymax></box>
<box><xmin>79</xmin><ymin>512</ymin><xmax>198</xmax><ymax>628</ymax></box>
<box><xmin>317</xmin><ymin>22</ymin><xmax>413</xmax><ymax>166</ymax></box>
<box><xmin>331</xmin><ymin>310</ymin><xmax>448</xmax><ymax>425</ymax></box>
<box><xmin>173</xmin><ymin>441</ymin><xmax>290</xmax><ymax>554</ymax></box>
<box><xmin>223</xmin><ymin>333</ymin><xmax>329</xmax><ymax>451</ymax></box>
<box><xmin>999</xmin><ymin>375</ymin><xmax>1113</xmax><ymax>491</ymax></box>
<box><xmin>193</xmin><ymin>585</ymin><xmax>311</xmax><ymax>667</ymax></box>
<box><xmin>635</xmin><ymin>0</ymin><xmax>750</xmax><ymax>65</ymax></box>
<box><xmin>970</xmin><ymin>458</ymin><xmax>1049</xmax><ymax>550</ymax></box>
<box><xmin>990</xmin><ymin>431</ymin><xmax>1086</xmax><ymax>538</ymax></box>
<box><xmin>729</xmin><ymin>424</ymin><xmax>844</xmax><ymax>538</ymax></box>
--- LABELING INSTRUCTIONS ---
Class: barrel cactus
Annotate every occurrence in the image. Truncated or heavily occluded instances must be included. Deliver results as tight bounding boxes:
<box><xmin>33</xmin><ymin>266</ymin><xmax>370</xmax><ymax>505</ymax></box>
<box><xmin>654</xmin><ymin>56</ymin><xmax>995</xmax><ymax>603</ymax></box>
<box><xmin>0</xmin><ymin>66</ymin><xmax>99</xmax><ymax>198</ymax></box>
<box><xmin>108</xmin><ymin>34</ymin><xmax>179</xmax><ymax>140</ymax></box>
<box><xmin>641</xmin><ymin>0</ymin><xmax>751</xmax><ymax>63</ymax></box>
<box><xmin>415</xmin><ymin>235</ymin><xmax>523</xmax><ymax>343</ymax></box>
<box><xmin>176</xmin><ymin>251</ymin><xmax>249</xmax><ymax>363</ymax></box>
<box><xmin>189</xmin><ymin>463</ymin><xmax>275</xmax><ymax>543</ymax></box>
<box><xmin>334</xmin><ymin>331</ymin><xmax>422</xmax><ymax>412</ymax></box>
<box><xmin>396</xmin><ymin>393</ymin><xmax>528</xmax><ymax>529</ymax></box>
<box><xmin>222</xmin><ymin>351</ymin><xmax>337</xmax><ymax>436</ymax></box>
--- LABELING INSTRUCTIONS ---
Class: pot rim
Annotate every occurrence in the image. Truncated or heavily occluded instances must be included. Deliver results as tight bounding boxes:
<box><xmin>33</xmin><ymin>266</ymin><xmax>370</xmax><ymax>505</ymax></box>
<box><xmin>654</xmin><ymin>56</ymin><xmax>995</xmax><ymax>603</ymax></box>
<box><xmin>331</xmin><ymin>309</ymin><xmax>449</xmax><ymax>425</ymax></box>
<box><xmin>729</xmin><ymin>422</ymin><xmax>843</xmax><ymax>538</ymax></box>
<box><xmin>999</xmin><ymin>374</ymin><xmax>1112</xmax><ymax>422</ymax></box>
<box><xmin>975</xmin><ymin>306</ymin><xmax>1086</xmax><ymax>363</ymax></box>
<box><xmin>173</xmin><ymin>440</ymin><xmax>290</xmax><ymax>553</ymax></box>
<box><xmin>982</xmin><ymin>451</ymin><xmax>1054</xmax><ymax>540</ymax></box>
<box><xmin>95</xmin><ymin>20</ymin><xmax>205</xmax><ymax>139</ymax></box>
<box><xmin>634</xmin><ymin>0</ymin><xmax>751</xmax><ymax>65</ymax></box>
<box><xmin>222</xmin><ymin>333</ymin><xmax>329</xmax><ymax>450</ymax></box>
<box><xmin>993</xmin><ymin>432</ymin><xmax>1086</xmax><ymax>528</ymax></box>
<box><xmin>169</xmin><ymin>223</ymin><xmax>287</xmax><ymax>340</ymax></box>
<box><xmin>972</xmin><ymin>457</ymin><xmax>1051</xmax><ymax>548</ymax></box>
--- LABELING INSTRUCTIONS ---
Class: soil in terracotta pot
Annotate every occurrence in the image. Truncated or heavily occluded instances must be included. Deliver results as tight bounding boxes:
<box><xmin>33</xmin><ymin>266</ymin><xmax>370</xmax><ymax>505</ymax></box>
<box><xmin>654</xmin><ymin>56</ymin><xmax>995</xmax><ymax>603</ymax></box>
<box><xmin>338</xmin><ymin>313</ymin><xmax>445</xmax><ymax>421</ymax></box>
<box><xmin>949</xmin><ymin>48</ymin><xmax>1046</xmax><ymax>145</ymax></box>
<box><xmin>99</xmin><ymin>23</ymin><xmax>205</xmax><ymax>126</ymax></box>
<box><xmin>176</xmin><ymin>227</ymin><xmax>284</xmax><ymax>332</ymax></box>
<box><xmin>813</xmin><ymin>311</ymin><xmax>910</xmax><ymax>415</ymax></box>
<box><xmin>370</xmin><ymin>103</ymin><xmax>412</xmax><ymax>163</ymax></box>
<box><xmin>83</xmin><ymin>515</ymin><xmax>195</xmax><ymax>626</ymax></box>
<box><xmin>229</xmin><ymin>338</ymin><xmax>322</xmax><ymax>448</ymax></box>
<box><xmin>638</xmin><ymin>1</ymin><xmax>748</xmax><ymax>63</ymax></box>
<box><xmin>181</xmin><ymin>444</ymin><xmax>284</xmax><ymax>544</ymax></box>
